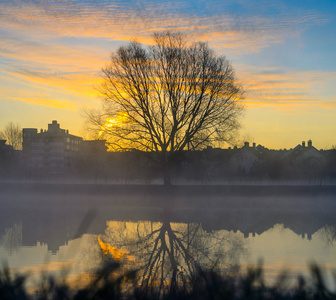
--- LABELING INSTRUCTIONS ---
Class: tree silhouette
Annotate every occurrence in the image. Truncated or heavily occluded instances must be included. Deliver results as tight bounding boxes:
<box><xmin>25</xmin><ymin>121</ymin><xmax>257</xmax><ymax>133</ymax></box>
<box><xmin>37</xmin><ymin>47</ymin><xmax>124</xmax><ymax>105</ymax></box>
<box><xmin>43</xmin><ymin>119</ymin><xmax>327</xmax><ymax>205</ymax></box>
<box><xmin>0</xmin><ymin>122</ymin><xmax>22</xmax><ymax>150</ymax></box>
<box><xmin>89</xmin><ymin>31</ymin><xmax>243</xmax><ymax>185</ymax></box>
<box><xmin>320</xmin><ymin>225</ymin><xmax>336</xmax><ymax>246</ymax></box>
<box><xmin>103</xmin><ymin>218</ymin><xmax>246</xmax><ymax>297</ymax></box>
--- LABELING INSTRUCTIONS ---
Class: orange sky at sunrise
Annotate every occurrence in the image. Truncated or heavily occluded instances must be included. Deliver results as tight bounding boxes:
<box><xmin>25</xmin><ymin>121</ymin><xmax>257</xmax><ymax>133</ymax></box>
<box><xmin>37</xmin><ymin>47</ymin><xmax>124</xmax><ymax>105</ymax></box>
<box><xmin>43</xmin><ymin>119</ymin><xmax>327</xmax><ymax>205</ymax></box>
<box><xmin>1</xmin><ymin>0</ymin><xmax>335</xmax><ymax>149</ymax></box>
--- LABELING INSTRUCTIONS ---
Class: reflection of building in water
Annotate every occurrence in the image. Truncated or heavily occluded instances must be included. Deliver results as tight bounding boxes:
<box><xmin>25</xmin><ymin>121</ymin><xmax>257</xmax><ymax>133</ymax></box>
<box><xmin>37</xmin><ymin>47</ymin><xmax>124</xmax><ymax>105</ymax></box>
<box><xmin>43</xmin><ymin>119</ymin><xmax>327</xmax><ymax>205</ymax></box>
<box><xmin>243</xmin><ymin>230</ymin><xmax>312</xmax><ymax>241</ymax></box>
<box><xmin>243</xmin><ymin>231</ymin><xmax>312</xmax><ymax>241</ymax></box>
<box><xmin>0</xmin><ymin>234</ymin><xmax>102</xmax><ymax>286</ymax></box>
<box><xmin>243</xmin><ymin>223</ymin><xmax>336</xmax><ymax>285</ymax></box>
<box><xmin>2</xmin><ymin>202</ymin><xmax>333</xmax><ymax>254</ymax></box>
<box><xmin>1</xmin><ymin>220</ymin><xmax>336</xmax><ymax>288</ymax></box>
<box><xmin>200</xmin><ymin>209</ymin><xmax>333</xmax><ymax>242</ymax></box>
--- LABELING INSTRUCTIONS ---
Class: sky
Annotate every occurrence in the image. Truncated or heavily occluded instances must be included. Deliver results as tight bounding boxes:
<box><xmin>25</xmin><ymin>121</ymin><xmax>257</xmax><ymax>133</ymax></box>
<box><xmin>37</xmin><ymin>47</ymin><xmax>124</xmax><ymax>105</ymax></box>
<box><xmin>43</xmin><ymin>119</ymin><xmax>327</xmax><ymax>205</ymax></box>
<box><xmin>0</xmin><ymin>0</ymin><xmax>335</xmax><ymax>149</ymax></box>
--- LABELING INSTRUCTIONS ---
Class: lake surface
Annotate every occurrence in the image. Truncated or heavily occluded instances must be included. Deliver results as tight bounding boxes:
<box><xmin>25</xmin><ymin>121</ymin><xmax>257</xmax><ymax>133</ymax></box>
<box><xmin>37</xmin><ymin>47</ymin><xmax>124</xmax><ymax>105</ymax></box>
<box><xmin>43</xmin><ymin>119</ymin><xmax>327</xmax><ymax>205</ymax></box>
<box><xmin>1</xmin><ymin>183</ymin><xmax>336</xmax><ymax>289</ymax></box>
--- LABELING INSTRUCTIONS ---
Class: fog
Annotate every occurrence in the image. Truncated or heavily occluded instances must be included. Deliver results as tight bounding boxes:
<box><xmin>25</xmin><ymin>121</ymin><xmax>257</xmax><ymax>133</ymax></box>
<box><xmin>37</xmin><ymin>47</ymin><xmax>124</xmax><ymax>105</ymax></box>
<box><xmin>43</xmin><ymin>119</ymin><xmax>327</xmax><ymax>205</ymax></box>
<box><xmin>1</xmin><ymin>183</ymin><xmax>336</xmax><ymax>289</ymax></box>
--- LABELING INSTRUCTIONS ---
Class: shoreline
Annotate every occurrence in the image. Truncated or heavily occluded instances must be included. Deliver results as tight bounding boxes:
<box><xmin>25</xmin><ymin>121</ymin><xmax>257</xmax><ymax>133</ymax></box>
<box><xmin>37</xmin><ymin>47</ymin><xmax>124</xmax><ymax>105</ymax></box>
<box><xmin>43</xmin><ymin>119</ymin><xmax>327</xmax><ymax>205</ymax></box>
<box><xmin>1</xmin><ymin>182</ymin><xmax>336</xmax><ymax>197</ymax></box>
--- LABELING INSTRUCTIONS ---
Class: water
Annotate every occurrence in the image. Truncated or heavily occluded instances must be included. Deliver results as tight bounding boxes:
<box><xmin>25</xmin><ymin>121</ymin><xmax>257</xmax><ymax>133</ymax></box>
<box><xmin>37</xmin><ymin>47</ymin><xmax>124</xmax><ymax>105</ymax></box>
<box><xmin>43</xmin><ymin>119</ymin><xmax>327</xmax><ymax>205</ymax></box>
<box><xmin>1</xmin><ymin>183</ymin><xmax>336</xmax><ymax>290</ymax></box>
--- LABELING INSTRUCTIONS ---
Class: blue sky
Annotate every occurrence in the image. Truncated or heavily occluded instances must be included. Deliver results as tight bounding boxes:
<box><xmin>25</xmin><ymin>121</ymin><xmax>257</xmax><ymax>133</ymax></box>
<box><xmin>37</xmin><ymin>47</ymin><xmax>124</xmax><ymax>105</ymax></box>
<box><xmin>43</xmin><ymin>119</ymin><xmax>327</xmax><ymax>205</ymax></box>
<box><xmin>0</xmin><ymin>0</ymin><xmax>335</xmax><ymax>148</ymax></box>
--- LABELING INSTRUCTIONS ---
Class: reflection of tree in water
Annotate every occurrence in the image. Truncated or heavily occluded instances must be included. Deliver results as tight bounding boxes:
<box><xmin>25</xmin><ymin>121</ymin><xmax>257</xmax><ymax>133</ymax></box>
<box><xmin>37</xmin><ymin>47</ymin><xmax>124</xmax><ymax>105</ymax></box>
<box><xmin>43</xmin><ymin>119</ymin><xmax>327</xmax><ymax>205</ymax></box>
<box><xmin>0</xmin><ymin>223</ymin><xmax>22</xmax><ymax>254</ymax></box>
<box><xmin>319</xmin><ymin>225</ymin><xmax>336</xmax><ymax>245</ymax></box>
<box><xmin>102</xmin><ymin>219</ymin><xmax>246</xmax><ymax>295</ymax></box>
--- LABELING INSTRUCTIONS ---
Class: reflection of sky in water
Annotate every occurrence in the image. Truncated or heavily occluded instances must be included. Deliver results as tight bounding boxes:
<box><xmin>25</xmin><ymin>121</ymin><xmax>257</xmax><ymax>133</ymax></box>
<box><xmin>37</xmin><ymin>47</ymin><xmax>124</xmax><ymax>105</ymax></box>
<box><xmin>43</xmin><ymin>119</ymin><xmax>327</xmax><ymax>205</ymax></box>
<box><xmin>244</xmin><ymin>224</ymin><xmax>336</xmax><ymax>286</ymax></box>
<box><xmin>0</xmin><ymin>234</ymin><xmax>101</xmax><ymax>289</ymax></box>
<box><xmin>1</xmin><ymin>221</ymin><xmax>336</xmax><ymax>288</ymax></box>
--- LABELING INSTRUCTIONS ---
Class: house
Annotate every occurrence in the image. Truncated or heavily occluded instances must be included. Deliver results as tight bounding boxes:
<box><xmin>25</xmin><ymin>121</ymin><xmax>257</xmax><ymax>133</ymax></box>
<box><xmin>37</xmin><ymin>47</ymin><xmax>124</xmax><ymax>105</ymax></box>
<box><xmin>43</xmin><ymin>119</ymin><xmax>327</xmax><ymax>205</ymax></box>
<box><xmin>229</xmin><ymin>142</ymin><xmax>266</xmax><ymax>175</ymax></box>
<box><xmin>286</xmin><ymin>140</ymin><xmax>325</xmax><ymax>166</ymax></box>
<box><xmin>283</xmin><ymin>140</ymin><xmax>326</xmax><ymax>178</ymax></box>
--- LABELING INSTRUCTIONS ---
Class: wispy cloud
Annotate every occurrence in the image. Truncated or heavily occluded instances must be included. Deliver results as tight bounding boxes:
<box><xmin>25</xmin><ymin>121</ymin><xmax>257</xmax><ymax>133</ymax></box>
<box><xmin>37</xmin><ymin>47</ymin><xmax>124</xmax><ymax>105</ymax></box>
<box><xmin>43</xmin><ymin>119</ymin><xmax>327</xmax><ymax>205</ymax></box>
<box><xmin>0</xmin><ymin>0</ymin><xmax>335</xmax><ymax>149</ymax></box>
<box><xmin>7</xmin><ymin>96</ymin><xmax>76</xmax><ymax>110</ymax></box>
<box><xmin>5</xmin><ymin>68</ymin><xmax>102</xmax><ymax>98</ymax></box>
<box><xmin>0</xmin><ymin>34</ymin><xmax>106</xmax><ymax>71</ymax></box>
<box><xmin>0</xmin><ymin>0</ymin><xmax>330</xmax><ymax>53</ymax></box>
<box><xmin>238</xmin><ymin>67</ymin><xmax>336</xmax><ymax>110</ymax></box>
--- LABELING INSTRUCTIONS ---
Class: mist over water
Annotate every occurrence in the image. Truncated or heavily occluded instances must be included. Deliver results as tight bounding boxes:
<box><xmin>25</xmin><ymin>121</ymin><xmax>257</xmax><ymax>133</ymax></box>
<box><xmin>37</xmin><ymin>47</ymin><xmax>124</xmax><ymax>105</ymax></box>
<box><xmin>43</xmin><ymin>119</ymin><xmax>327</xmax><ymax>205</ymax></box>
<box><xmin>1</xmin><ymin>183</ymin><xmax>336</xmax><ymax>291</ymax></box>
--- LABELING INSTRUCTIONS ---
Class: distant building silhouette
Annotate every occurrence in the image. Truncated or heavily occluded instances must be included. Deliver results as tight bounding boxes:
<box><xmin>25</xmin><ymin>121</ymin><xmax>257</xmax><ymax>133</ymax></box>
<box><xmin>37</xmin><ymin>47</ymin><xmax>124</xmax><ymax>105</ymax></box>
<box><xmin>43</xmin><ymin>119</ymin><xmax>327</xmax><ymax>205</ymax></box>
<box><xmin>0</xmin><ymin>139</ymin><xmax>15</xmax><ymax>172</ymax></box>
<box><xmin>22</xmin><ymin>120</ymin><xmax>83</xmax><ymax>173</ymax></box>
<box><xmin>198</xmin><ymin>140</ymin><xmax>328</xmax><ymax>181</ymax></box>
<box><xmin>22</xmin><ymin>120</ymin><xmax>109</xmax><ymax>175</ymax></box>
<box><xmin>286</xmin><ymin>140</ymin><xmax>325</xmax><ymax>164</ymax></box>
<box><xmin>229</xmin><ymin>142</ymin><xmax>265</xmax><ymax>175</ymax></box>
<box><xmin>16</xmin><ymin>123</ymin><xmax>333</xmax><ymax>182</ymax></box>
<box><xmin>0</xmin><ymin>139</ymin><xmax>13</xmax><ymax>153</ymax></box>
<box><xmin>80</xmin><ymin>140</ymin><xmax>108</xmax><ymax>159</ymax></box>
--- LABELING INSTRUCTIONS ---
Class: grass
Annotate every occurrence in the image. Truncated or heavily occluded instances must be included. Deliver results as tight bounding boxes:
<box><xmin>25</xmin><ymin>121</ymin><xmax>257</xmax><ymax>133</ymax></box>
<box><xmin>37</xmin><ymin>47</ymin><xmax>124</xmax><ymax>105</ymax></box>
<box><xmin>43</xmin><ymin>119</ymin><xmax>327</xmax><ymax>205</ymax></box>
<box><xmin>1</xmin><ymin>258</ymin><xmax>336</xmax><ymax>300</ymax></box>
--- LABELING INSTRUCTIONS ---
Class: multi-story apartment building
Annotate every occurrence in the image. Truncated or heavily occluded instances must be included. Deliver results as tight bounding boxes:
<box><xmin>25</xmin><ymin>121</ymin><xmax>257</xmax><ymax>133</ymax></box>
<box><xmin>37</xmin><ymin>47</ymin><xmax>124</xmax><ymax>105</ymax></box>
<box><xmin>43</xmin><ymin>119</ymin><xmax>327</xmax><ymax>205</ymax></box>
<box><xmin>22</xmin><ymin>120</ymin><xmax>83</xmax><ymax>172</ymax></box>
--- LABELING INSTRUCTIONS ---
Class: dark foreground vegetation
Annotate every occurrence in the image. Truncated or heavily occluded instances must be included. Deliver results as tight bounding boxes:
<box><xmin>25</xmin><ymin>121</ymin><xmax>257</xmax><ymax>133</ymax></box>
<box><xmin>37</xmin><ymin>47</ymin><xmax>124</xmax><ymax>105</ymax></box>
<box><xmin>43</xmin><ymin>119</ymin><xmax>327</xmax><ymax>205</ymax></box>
<box><xmin>1</xmin><ymin>260</ymin><xmax>336</xmax><ymax>300</ymax></box>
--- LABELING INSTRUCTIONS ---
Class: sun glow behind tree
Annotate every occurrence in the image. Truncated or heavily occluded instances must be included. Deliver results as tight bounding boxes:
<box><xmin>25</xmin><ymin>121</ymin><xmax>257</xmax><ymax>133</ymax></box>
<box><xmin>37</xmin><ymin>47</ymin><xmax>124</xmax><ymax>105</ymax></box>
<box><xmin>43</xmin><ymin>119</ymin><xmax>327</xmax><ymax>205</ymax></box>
<box><xmin>98</xmin><ymin>112</ymin><xmax>131</xmax><ymax>139</ymax></box>
<box><xmin>89</xmin><ymin>31</ymin><xmax>243</xmax><ymax>184</ymax></box>
<box><xmin>93</xmin><ymin>32</ymin><xmax>243</xmax><ymax>149</ymax></box>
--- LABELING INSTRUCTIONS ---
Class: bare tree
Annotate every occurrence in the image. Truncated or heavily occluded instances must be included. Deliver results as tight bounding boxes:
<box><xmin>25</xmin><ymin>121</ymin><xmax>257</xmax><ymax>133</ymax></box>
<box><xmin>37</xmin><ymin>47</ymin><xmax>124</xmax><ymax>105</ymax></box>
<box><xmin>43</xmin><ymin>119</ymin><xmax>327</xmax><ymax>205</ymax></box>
<box><xmin>90</xmin><ymin>31</ymin><xmax>244</xmax><ymax>184</ymax></box>
<box><xmin>103</xmin><ymin>218</ymin><xmax>246</xmax><ymax>297</ymax></box>
<box><xmin>0</xmin><ymin>122</ymin><xmax>22</xmax><ymax>150</ymax></box>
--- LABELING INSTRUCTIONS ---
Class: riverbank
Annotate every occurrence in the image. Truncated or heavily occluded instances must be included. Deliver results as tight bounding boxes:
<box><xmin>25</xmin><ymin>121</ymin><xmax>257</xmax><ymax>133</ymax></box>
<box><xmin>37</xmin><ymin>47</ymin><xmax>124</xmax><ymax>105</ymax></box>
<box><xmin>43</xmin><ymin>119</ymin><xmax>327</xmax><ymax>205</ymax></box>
<box><xmin>1</xmin><ymin>182</ymin><xmax>336</xmax><ymax>198</ymax></box>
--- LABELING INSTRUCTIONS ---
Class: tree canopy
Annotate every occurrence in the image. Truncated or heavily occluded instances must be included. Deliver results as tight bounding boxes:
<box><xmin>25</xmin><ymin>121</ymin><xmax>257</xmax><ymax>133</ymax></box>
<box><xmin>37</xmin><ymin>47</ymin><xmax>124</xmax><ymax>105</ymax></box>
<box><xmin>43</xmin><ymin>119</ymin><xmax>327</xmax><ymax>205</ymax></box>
<box><xmin>89</xmin><ymin>31</ymin><xmax>244</xmax><ymax>184</ymax></box>
<box><xmin>0</xmin><ymin>122</ymin><xmax>22</xmax><ymax>150</ymax></box>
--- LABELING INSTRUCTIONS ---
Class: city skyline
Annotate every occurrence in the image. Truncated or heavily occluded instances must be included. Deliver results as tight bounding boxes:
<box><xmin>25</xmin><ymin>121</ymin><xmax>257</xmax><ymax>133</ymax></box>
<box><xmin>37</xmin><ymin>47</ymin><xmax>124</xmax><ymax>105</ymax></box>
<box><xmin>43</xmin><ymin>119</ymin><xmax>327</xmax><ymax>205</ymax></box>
<box><xmin>1</xmin><ymin>0</ymin><xmax>336</xmax><ymax>149</ymax></box>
